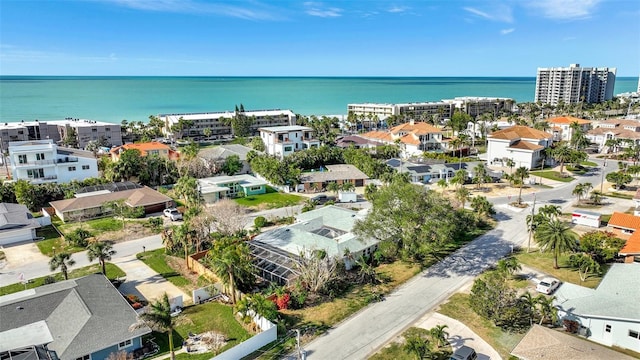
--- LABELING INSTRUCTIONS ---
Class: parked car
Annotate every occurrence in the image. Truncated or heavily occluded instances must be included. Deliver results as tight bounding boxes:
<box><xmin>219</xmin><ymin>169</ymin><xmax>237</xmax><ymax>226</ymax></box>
<box><xmin>450</xmin><ymin>345</ymin><xmax>477</xmax><ymax>360</ymax></box>
<box><xmin>536</xmin><ymin>277</ymin><xmax>561</xmax><ymax>294</ymax></box>
<box><xmin>312</xmin><ymin>194</ymin><xmax>335</xmax><ymax>204</ymax></box>
<box><xmin>163</xmin><ymin>208</ymin><xmax>183</xmax><ymax>221</ymax></box>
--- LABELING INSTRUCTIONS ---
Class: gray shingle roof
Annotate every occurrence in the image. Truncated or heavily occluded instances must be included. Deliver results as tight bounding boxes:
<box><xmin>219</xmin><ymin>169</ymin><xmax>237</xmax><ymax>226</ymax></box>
<box><xmin>0</xmin><ymin>274</ymin><xmax>151</xmax><ymax>358</ymax></box>
<box><xmin>0</xmin><ymin>203</ymin><xmax>41</xmax><ymax>232</ymax></box>
<box><xmin>50</xmin><ymin>186</ymin><xmax>171</xmax><ymax>212</ymax></box>
<box><xmin>300</xmin><ymin>164</ymin><xmax>369</xmax><ymax>183</ymax></box>
<box><xmin>198</xmin><ymin>144</ymin><xmax>258</xmax><ymax>161</ymax></box>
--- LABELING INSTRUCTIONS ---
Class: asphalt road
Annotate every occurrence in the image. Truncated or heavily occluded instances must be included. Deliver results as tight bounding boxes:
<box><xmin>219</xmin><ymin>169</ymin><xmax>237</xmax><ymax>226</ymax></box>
<box><xmin>299</xmin><ymin>159</ymin><xmax>614</xmax><ymax>359</ymax></box>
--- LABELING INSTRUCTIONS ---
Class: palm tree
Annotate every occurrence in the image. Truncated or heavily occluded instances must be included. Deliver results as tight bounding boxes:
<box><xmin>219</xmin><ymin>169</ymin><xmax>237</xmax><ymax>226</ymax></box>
<box><xmin>436</xmin><ymin>178</ymin><xmax>448</xmax><ymax>192</ymax></box>
<box><xmin>470</xmin><ymin>195</ymin><xmax>495</xmax><ymax>218</ymax></box>
<box><xmin>514</xmin><ymin>166</ymin><xmax>529</xmax><ymax>204</ymax></box>
<box><xmin>429</xmin><ymin>324</ymin><xmax>449</xmax><ymax>348</ymax></box>
<box><xmin>520</xmin><ymin>292</ymin><xmax>539</xmax><ymax>326</ymax></box>
<box><xmin>535</xmin><ymin>219</ymin><xmax>577</xmax><ymax>269</ymax></box>
<box><xmin>538</xmin><ymin>204</ymin><xmax>562</xmax><ymax>220</ymax></box>
<box><xmin>87</xmin><ymin>241</ymin><xmax>116</xmax><ymax>276</ymax></box>
<box><xmin>206</xmin><ymin>237</ymin><xmax>254</xmax><ymax>304</ymax></box>
<box><xmin>130</xmin><ymin>293</ymin><xmax>177</xmax><ymax>360</ymax></box>
<box><xmin>341</xmin><ymin>181</ymin><xmax>356</xmax><ymax>192</ymax></box>
<box><xmin>552</xmin><ymin>143</ymin><xmax>573</xmax><ymax>174</ymax></box>
<box><xmin>496</xmin><ymin>256</ymin><xmax>521</xmax><ymax>276</ymax></box>
<box><xmin>404</xmin><ymin>334</ymin><xmax>430</xmax><ymax>360</ymax></box>
<box><xmin>455</xmin><ymin>186</ymin><xmax>470</xmax><ymax>209</ymax></box>
<box><xmin>536</xmin><ymin>295</ymin><xmax>558</xmax><ymax>326</ymax></box>
<box><xmin>326</xmin><ymin>181</ymin><xmax>340</xmax><ymax>196</ymax></box>
<box><xmin>49</xmin><ymin>252</ymin><xmax>76</xmax><ymax>280</ymax></box>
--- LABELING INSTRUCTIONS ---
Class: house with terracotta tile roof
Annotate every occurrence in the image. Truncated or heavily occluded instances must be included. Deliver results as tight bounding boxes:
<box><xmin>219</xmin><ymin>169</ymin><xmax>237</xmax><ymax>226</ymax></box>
<box><xmin>587</xmin><ymin>119</ymin><xmax>640</xmax><ymax>153</ymax></box>
<box><xmin>619</xmin><ymin>231</ymin><xmax>640</xmax><ymax>263</ymax></box>
<box><xmin>486</xmin><ymin>125</ymin><xmax>553</xmax><ymax>169</ymax></box>
<box><xmin>360</xmin><ymin>120</ymin><xmax>448</xmax><ymax>157</ymax></box>
<box><xmin>547</xmin><ymin>116</ymin><xmax>592</xmax><ymax>142</ymax></box>
<box><xmin>110</xmin><ymin>141</ymin><xmax>179</xmax><ymax>161</ymax></box>
<box><xmin>606</xmin><ymin>212</ymin><xmax>640</xmax><ymax>240</ymax></box>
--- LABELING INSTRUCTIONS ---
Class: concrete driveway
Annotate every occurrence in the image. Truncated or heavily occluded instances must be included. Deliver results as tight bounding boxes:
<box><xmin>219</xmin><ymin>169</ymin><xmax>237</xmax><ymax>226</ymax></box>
<box><xmin>0</xmin><ymin>241</ymin><xmax>49</xmax><ymax>270</ymax></box>
<box><xmin>414</xmin><ymin>312</ymin><xmax>501</xmax><ymax>360</ymax></box>
<box><xmin>111</xmin><ymin>255</ymin><xmax>192</xmax><ymax>304</ymax></box>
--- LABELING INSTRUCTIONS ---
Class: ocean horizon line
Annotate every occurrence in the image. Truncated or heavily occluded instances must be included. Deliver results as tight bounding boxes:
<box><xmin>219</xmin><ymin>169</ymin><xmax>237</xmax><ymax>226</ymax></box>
<box><xmin>2</xmin><ymin>75</ymin><xmax>637</xmax><ymax>79</ymax></box>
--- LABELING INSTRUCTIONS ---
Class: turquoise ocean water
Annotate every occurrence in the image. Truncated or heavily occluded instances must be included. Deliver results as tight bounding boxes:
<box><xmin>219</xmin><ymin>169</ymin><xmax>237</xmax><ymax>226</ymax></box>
<box><xmin>0</xmin><ymin>76</ymin><xmax>637</xmax><ymax>124</ymax></box>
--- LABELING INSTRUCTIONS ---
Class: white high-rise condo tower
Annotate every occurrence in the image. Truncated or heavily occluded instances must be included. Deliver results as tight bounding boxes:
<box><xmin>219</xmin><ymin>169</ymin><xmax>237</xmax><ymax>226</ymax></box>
<box><xmin>535</xmin><ymin>63</ymin><xmax>616</xmax><ymax>105</ymax></box>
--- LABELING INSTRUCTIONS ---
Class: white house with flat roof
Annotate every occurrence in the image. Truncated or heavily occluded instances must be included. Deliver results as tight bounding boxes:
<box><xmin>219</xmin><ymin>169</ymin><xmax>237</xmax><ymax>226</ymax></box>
<box><xmin>554</xmin><ymin>263</ymin><xmax>640</xmax><ymax>353</ymax></box>
<box><xmin>259</xmin><ymin>125</ymin><xmax>319</xmax><ymax>159</ymax></box>
<box><xmin>198</xmin><ymin>174</ymin><xmax>268</xmax><ymax>204</ymax></box>
<box><xmin>8</xmin><ymin>140</ymin><xmax>98</xmax><ymax>184</ymax></box>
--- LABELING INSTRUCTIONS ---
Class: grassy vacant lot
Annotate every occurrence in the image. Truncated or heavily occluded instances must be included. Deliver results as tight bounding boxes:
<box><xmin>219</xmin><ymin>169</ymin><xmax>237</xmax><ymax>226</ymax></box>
<box><xmin>530</xmin><ymin>170</ymin><xmax>575</xmax><ymax>182</ymax></box>
<box><xmin>438</xmin><ymin>293</ymin><xmax>526</xmax><ymax>359</ymax></box>
<box><xmin>0</xmin><ymin>263</ymin><xmax>126</xmax><ymax>296</ymax></box>
<box><xmin>55</xmin><ymin>216</ymin><xmax>161</xmax><ymax>243</ymax></box>
<box><xmin>515</xmin><ymin>250</ymin><xmax>604</xmax><ymax>289</ymax></box>
<box><xmin>146</xmin><ymin>302</ymin><xmax>251</xmax><ymax>359</ymax></box>
<box><xmin>36</xmin><ymin>225</ymin><xmax>85</xmax><ymax>256</ymax></box>
<box><xmin>235</xmin><ymin>186</ymin><xmax>304</xmax><ymax>209</ymax></box>
<box><xmin>136</xmin><ymin>249</ymin><xmax>191</xmax><ymax>288</ymax></box>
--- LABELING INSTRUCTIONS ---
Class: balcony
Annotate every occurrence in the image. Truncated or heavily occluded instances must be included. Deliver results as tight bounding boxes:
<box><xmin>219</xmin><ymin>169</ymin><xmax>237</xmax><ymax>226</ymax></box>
<box><xmin>29</xmin><ymin>175</ymin><xmax>58</xmax><ymax>183</ymax></box>
<box><xmin>14</xmin><ymin>157</ymin><xmax>78</xmax><ymax>167</ymax></box>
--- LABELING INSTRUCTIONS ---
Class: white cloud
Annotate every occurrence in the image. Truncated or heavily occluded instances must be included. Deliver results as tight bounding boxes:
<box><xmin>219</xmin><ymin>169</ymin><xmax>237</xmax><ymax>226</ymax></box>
<box><xmin>387</xmin><ymin>5</ymin><xmax>409</xmax><ymax>13</ymax></box>
<box><xmin>500</xmin><ymin>28</ymin><xmax>515</xmax><ymax>35</ymax></box>
<box><xmin>304</xmin><ymin>2</ymin><xmax>342</xmax><ymax>17</ymax></box>
<box><xmin>526</xmin><ymin>0</ymin><xmax>601</xmax><ymax>20</ymax></box>
<box><xmin>102</xmin><ymin>0</ymin><xmax>281</xmax><ymax>20</ymax></box>
<box><xmin>463</xmin><ymin>5</ymin><xmax>513</xmax><ymax>23</ymax></box>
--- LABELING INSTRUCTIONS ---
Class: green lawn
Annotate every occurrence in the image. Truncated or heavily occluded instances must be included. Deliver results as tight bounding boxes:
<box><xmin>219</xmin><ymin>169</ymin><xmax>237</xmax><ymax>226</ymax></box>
<box><xmin>438</xmin><ymin>293</ymin><xmax>526</xmax><ymax>359</ymax></box>
<box><xmin>35</xmin><ymin>225</ymin><xmax>85</xmax><ymax>256</ymax></box>
<box><xmin>235</xmin><ymin>187</ymin><xmax>304</xmax><ymax>209</ymax></box>
<box><xmin>136</xmin><ymin>249</ymin><xmax>191</xmax><ymax>288</ymax></box>
<box><xmin>581</xmin><ymin>160</ymin><xmax>598</xmax><ymax>167</ymax></box>
<box><xmin>0</xmin><ymin>263</ymin><xmax>126</xmax><ymax>296</ymax></box>
<box><xmin>58</xmin><ymin>217</ymin><xmax>123</xmax><ymax>234</ymax></box>
<box><xmin>515</xmin><ymin>250</ymin><xmax>605</xmax><ymax>289</ymax></box>
<box><xmin>530</xmin><ymin>170</ymin><xmax>575</xmax><ymax>182</ymax></box>
<box><xmin>146</xmin><ymin>302</ymin><xmax>251</xmax><ymax>358</ymax></box>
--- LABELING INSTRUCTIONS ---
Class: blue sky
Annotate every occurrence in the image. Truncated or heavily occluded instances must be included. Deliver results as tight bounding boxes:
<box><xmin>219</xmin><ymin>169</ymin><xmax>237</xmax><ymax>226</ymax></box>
<box><xmin>1</xmin><ymin>0</ymin><xmax>639</xmax><ymax>76</ymax></box>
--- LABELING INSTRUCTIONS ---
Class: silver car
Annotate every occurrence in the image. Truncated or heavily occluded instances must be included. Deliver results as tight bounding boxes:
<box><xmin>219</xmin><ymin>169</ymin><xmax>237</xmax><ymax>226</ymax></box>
<box><xmin>536</xmin><ymin>277</ymin><xmax>561</xmax><ymax>294</ymax></box>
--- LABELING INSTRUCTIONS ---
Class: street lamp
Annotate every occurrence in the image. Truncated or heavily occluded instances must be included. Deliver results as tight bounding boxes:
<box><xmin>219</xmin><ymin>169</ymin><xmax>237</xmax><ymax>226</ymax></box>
<box><xmin>600</xmin><ymin>158</ymin><xmax>608</xmax><ymax>194</ymax></box>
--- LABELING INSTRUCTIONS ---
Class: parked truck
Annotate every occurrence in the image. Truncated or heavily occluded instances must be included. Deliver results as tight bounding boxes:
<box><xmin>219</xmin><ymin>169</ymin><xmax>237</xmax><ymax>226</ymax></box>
<box><xmin>338</xmin><ymin>191</ymin><xmax>357</xmax><ymax>203</ymax></box>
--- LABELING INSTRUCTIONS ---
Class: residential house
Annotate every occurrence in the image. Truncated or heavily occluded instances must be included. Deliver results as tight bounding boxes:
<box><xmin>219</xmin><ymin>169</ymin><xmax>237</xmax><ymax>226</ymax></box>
<box><xmin>160</xmin><ymin>109</ymin><xmax>296</xmax><ymax>140</ymax></box>
<box><xmin>633</xmin><ymin>189</ymin><xmax>640</xmax><ymax>216</ymax></box>
<box><xmin>198</xmin><ymin>174</ymin><xmax>267</xmax><ymax>204</ymax></box>
<box><xmin>386</xmin><ymin>159</ymin><xmax>501</xmax><ymax>184</ymax></box>
<box><xmin>0</xmin><ymin>203</ymin><xmax>42</xmax><ymax>246</ymax></box>
<box><xmin>360</xmin><ymin>120</ymin><xmax>448</xmax><ymax>157</ymax></box>
<box><xmin>335</xmin><ymin>135</ymin><xmax>379</xmax><ymax>150</ymax></box>
<box><xmin>198</xmin><ymin>144</ymin><xmax>257</xmax><ymax>175</ymax></box>
<box><xmin>547</xmin><ymin>116</ymin><xmax>592</xmax><ymax>142</ymax></box>
<box><xmin>297</xmin><ymin>164</ymin><xmax>369</xmax><ymax>192</ymax></box>
<box><xmin>487</xmin><ymin>125</ymin><xmax>553</xmax><ymax>169</ymax></box>
<box><xmin>110</xmin><ymin>141</ymin><xmax>179</xmax><ymax>161</ymax></box>
<box><xmin>606</xmin><ymin>212</ymin><xmax>640</xmax><ymax>240</ymax></box>
<box><xmin>250</xmin><ymin>206</ymin><xmax>379</xmax><ymax>285</ymax></box>
<box><xmin>619</xmin><ymin>231</ymin><xmax>640</xmax><ymax>263</ymax></box>
<box><xmin>49</xmin><ymin>185</ymin><xmax>173</xmax><ymax>222</ymax></box>
<box><xmin>554</xmin><ymin>263</ymin><xmax>640</xmax><ymax>353</ymax></box>
<box><xmin>587</xmin><ymin>119</ymin><xmax>640</xmax><ymax>152</ymax></box>
<box><xmin>8</xmin><ymin>140</ymin><xmax>99</xmax><ymax>184</ymax></box>
<box><xmin>0</xmin><ymin>274</ymin><xmax>151</xmax><ymax>360</ymax></box>
<box><xmin>259</xmin><ymin>125</ymin><xmax>319</xmax><ymax>159</ymax></box>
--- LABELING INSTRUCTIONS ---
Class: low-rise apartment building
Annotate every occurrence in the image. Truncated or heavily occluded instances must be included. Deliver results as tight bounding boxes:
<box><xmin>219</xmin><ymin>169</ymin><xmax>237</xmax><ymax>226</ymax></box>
<box><xmin>587</xmin><ymin>119</ymin><xmax>640</xmax><ymax>152</ymax></box>
<box><xmin>441</xmin><ymin>97</ymin><xmax>516</xmax><ymax>118</ymax></box>
<box><xmin>8</xmin><ymin>140</ymin><xmax>98</xmax><ymax>183</ymax></box>
<box><xmin>347</xmin><ymin>102</ymin><xmax>455</xmax><ymax>122</ymax></box>
<box><xmin>547</xmin><ymin>116</ymin><xmax>592</xmax><ymax>142</ymax></box>
<box><xmin>159</xmin><ymin>109</ymin><xmax>296</xmax><ymax>139</ymax></box>
<box><xmin>259</xmin><ymin>125</ymin><xmax>319</xmax><ymax>159</ymax></box>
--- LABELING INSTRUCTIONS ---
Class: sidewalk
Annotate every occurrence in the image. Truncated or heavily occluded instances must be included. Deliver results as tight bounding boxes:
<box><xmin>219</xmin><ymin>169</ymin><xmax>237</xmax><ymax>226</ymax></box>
<box><xmin>413</xmin><ymin>312</ymin><xmax>501</xmax><ymax>360</ymax></box>
<box><xmin>113</xmin><ymin>255</ymin><xmax>192</xmax><ymax>304</ymax></box>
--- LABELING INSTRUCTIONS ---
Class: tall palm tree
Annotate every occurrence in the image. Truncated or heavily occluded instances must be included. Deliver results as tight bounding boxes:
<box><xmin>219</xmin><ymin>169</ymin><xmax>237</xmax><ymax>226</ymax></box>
<box><xmin>429</xmin><ymin>324</ymin><xmax>449</xmax><ymax>348</ymax></box>
<box><xmin>536</xmin><ymin>295</ymin><xmax>558</xmax><ymax>325</ymax></box>
<box><xmin>326</xmin><ymin>181</ymin><xmax>340</xmax><ymax>196</ymax></box>
<box><xmin>455</xmin><ymin>186</ymin><xmax>470</xmax><ymax>209</ymax></box>
<box><xmin>130</xmin><ymin>293</ymin><xmax>177</xmax><ymax>360</ymax></box>
<box><xmin>552</xmin><ymin>143</ymin><xmax>573</xmax><ymax>174</ymax></box>
<box><xmin>206</xmin><ymin>237</ymin><xmax>254</xmax><ymax>304</ymax></box>
<box><xmin>535</xmin><ymin>219</ymin><xmax>577</xmax><ymax>269</ymax></box>
<box><xmin>87</xmin><ymin>241</ymin><xmax>116</xmax><ymax>276</ymax></box>
<box><xmin>49</xmin><ymin>252</ymin><xmax>76</xmax><ymax>280</ymax></box>
<box><xmin>520</xmin><ymin>292</ymin><xmax>539</xmax><ymax>326</ymax></box>
<box><xmin>514</xmin><ymin>166</ymin><xmax>529</xmax><ymax>204</ymax></box>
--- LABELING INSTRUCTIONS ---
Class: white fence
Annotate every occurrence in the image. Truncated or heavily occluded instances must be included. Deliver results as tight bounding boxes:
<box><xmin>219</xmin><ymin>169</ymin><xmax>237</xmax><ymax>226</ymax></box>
<box><xmin>211</xmin><ymin>312</ymin><xmax>277</xmax><ymax>360</ymax></box>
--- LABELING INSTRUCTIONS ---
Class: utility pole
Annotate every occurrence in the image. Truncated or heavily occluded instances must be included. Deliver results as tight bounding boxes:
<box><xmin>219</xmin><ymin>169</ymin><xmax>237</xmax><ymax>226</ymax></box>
<box><xmin>600</xmin><ymin>158</ymin><xmax>608</xmax><ymax>194</ymax></box>
<box><xmin>528</xmin><ymin>192</ymin><xmax>536</xmax><ymax>253</ymax></box>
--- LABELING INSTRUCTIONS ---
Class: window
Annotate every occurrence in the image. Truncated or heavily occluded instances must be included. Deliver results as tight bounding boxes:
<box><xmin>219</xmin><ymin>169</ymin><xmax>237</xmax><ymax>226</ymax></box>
<box><xmin>105</xmin><ymin>127</ymin><xmax>110</xmax><ymax>131</ymax></box>
<box><xmin>27</xmin><ymin>169</ymin><xmax>45</xmax><ymax>178</ymax></box>
<box><xmin>118</xmin><ymin>339</ymin><xmax>133</xmax><ymax>349</ymax></box>
<box><xmin>605</xmin><ymin>324</ymin><xmax>612</xmax><ymax>333</ymax></box>
<box><xmin>82</xmin><ymin>165</ymin><xmax>90</xmax><ymax>170</ymax></box>
<box><xmin>36</xmin><ymin>153</ymin><xmax>45</xmax><ymax>160</ymax></box>
<box><xmin>18</xmin><ymin>154</ymin><xmax>27</xmax><ymax>164</ymax></box>
<box><xmin>250</xmin><ymin>186</ymin><xmax>262</xmax><ymax>191</ymax></box>
<box><xmin>630</xmin><ymin>330</ymin><xmax>640</xmax><ymax>339</ymax></box>
<box><xmin>75</xmin><ymin>355</ymin><xmax>90</xmax><ymax>360</ymax></box>
<box><xmin>68</xmin><ymin>166</ymin><xmax>76</xmax><ymax>171</ymax></box>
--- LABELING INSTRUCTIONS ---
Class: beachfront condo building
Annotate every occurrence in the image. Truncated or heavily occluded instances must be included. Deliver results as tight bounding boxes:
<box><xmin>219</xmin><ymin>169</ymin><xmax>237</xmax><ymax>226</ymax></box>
<box><xmin>159</xmin><ymin>109</ymin><xmax>296</xmax><ymax>140</ymax></box>
<box><xmin>0</xmin><ymin>118</ymin><xmax>122</xmax><ymax>151</ymax></box>
<box><xmin>441</xmin><ymin>97</ymin><xmax>516</xmax><ymax>118</ymax></box>
<box><xmin>347</xmin><ymin>102</ymin><xmax>455</xmax><ymax>122</ymax></box>
<box><xmin>8</xmin><ymin>139</ymin><xmax>99</xmax><ymax>184</ymax></box>
<box><xmin>535</xmin><ymin>63</ymin><xmax>616</xmax><ymax>105</ymax></box>
<box><xmin>259</xmin><ymin>125</ymin><xmax>319</xmax><ymax>159</ymax></box>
